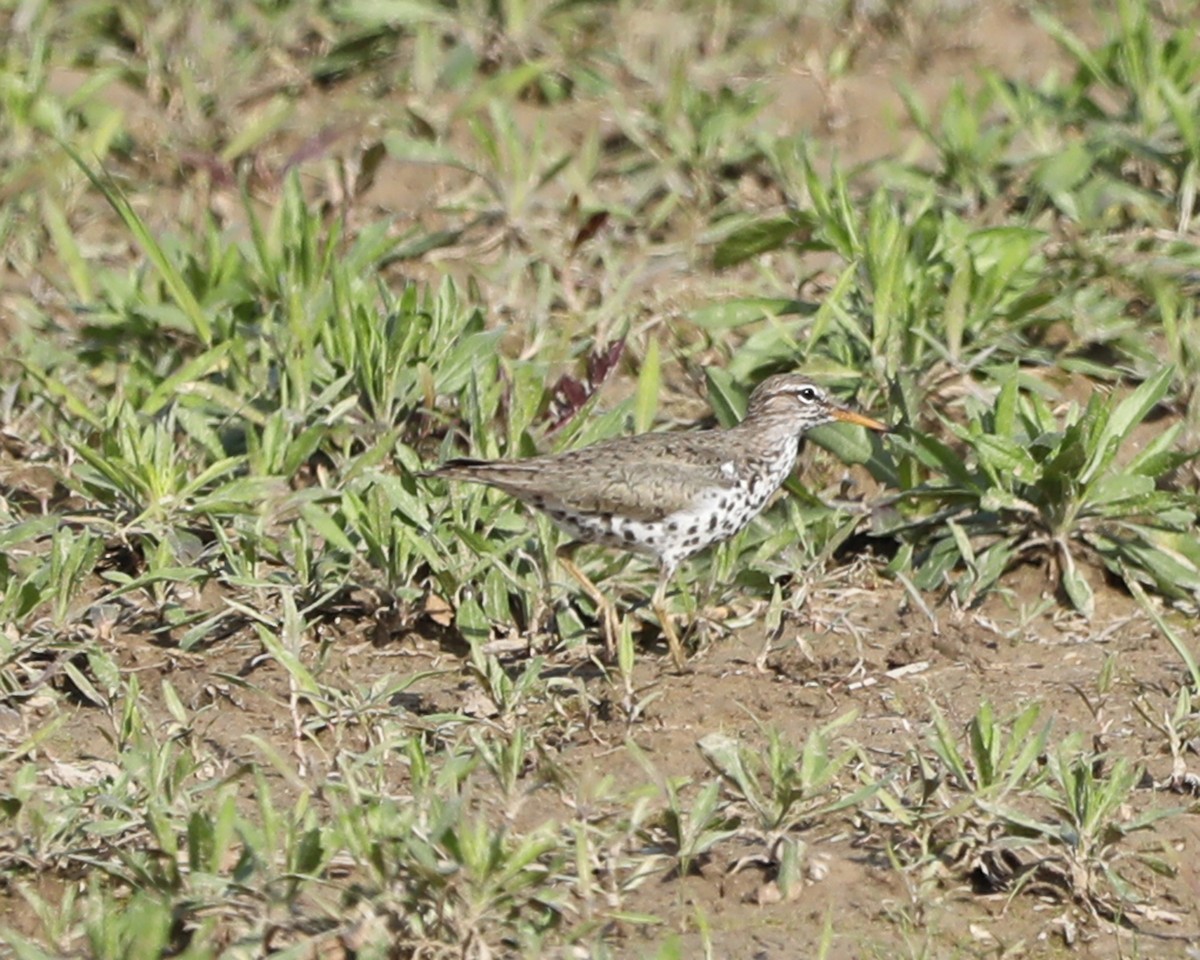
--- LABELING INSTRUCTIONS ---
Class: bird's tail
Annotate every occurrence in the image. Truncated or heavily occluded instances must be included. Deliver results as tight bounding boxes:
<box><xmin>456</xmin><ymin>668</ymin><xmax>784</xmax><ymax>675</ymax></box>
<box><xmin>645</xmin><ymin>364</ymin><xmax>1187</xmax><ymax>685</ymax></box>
<box><xmin>419</xmin><ymin>458</ymin><xmax>546</xmax><ymax>493</ymax></box>
<box><xmin>417</xmin><ymin>457</ymin><xmax>491</xmax><ymax>482</ymax></box>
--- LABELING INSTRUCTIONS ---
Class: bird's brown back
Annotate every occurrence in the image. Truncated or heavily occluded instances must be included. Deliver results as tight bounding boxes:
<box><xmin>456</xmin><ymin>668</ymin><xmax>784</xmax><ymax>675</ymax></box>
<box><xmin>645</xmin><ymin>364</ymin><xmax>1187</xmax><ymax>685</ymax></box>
<box><xmin>428</xmin><ymin>430</ymin><xmax>747</xmax><ymax>522</ymax></box>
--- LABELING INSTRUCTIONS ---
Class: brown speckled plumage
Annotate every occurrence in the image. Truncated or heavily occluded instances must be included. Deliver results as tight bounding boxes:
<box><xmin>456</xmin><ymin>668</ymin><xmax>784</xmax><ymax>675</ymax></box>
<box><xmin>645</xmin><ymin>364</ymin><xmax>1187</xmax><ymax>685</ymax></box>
<box><xmin>425</xmin><ymin>373</ymin><xmax>888</xmax><ymax>666</ymax></box>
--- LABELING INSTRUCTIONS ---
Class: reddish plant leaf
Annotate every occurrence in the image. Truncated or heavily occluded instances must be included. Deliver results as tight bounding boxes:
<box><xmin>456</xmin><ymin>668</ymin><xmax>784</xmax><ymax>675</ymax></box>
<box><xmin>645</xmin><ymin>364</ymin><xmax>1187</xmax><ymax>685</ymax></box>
<box><xmin>546</xmin><ymin>338</ymin><xmax>626</xmax><ymax>431</ymax></box>
<box><xmin>571</xmin><ymin>210</ymin><xmax>610</xmax><ymax>253</ymax></box>
<box><xmin>588</xmin><ymin>338</ymin><xmax>625</xmax><ymax>385</ymax></box>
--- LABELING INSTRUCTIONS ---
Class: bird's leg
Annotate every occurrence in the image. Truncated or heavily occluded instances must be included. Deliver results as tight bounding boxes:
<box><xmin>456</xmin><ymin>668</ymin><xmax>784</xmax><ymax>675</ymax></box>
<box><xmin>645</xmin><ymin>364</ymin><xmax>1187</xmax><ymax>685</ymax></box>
<box><xmin>652</xmin><ymin>564</ymin><xmax>687</xmax><ymax>671</ymax></box>
<box><xmin>556</xmin><ymin>542</ymin><xmax>620</xmax><ymax>660</ymax></box>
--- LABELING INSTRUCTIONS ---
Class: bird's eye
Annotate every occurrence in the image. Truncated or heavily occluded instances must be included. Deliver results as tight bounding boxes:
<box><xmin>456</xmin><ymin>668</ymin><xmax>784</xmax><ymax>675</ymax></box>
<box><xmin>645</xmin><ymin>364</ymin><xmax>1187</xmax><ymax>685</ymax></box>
<box><xmin>797</xmin><ymin>386</ymin><xmax>817</xmax><ymax>403</ymax></box>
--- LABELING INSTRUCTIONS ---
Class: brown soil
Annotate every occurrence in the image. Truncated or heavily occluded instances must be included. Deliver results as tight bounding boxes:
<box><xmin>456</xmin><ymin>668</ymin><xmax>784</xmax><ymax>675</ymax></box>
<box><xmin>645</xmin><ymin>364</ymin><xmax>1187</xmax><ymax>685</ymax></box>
<box><xmin>7</xmin><ymin>553</ymin><xmax>1198</xmax><ymax>956</ymax></box>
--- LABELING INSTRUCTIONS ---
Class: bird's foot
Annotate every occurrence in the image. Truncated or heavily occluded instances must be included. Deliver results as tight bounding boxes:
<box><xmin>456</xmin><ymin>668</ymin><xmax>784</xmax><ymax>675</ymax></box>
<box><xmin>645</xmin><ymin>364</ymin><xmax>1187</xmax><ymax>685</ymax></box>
<box><xmin>652</xmin><ymin>602</ymin><xmax>690</xmax><ymax>673</ymax></box>
<box><xmin>598</xmin><ymin>601</ymin><xmax>622</xmax><ymax>664</ymax></box>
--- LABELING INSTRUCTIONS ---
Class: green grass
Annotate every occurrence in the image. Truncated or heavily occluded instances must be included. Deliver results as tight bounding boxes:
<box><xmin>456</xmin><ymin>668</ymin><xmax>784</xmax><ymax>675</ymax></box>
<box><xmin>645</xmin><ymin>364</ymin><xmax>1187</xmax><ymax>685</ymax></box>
<box><xmin>3</xmin><ymin>0</ymin><xmax>1200</xmax><ymax>955</ymax></box>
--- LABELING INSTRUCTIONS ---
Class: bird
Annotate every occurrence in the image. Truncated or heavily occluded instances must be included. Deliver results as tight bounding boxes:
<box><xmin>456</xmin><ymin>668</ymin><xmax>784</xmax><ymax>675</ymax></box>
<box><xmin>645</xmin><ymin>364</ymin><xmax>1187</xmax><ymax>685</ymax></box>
<box><xmin>423</xmin><ymin>373</ymin><xmax>889</xmax><ymax>667</ymax></box>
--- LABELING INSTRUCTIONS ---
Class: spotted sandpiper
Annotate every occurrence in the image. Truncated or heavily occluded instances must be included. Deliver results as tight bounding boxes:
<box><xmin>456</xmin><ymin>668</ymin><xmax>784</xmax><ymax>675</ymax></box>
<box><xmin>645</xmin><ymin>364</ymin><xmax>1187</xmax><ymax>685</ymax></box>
<box><xmin>424</xmin><ymin>373</ymin><xmax>889</xmax><ymax>666</ymax></box>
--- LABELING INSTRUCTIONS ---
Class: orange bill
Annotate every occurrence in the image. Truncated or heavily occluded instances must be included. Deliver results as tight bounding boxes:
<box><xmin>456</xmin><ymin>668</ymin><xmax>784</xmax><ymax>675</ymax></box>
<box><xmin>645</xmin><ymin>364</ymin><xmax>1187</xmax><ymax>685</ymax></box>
<box><xmin>832</xmin><ymin>407</ymin><xmax>890</xmax><ymax>432</ymax></box>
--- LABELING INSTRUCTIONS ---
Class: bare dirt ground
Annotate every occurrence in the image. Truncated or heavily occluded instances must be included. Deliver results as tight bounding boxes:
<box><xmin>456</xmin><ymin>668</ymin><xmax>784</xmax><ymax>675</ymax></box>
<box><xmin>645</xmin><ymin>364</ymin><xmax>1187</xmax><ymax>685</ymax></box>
<box><xmin>9</xmin><ymin>556</ymin><xmax>1198</xmax><ymax>956</ymax></box>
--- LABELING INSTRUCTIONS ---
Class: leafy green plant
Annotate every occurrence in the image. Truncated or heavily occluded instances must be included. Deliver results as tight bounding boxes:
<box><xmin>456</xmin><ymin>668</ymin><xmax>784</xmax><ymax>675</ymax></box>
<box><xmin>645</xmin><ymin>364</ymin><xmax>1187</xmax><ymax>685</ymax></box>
<box><xmin>1135</xmin><ymin>683</ymin><xmax>1200</xmax><ymax>796</ymax></box>
<box><xmin>873</xmin><ymin>701</ymin><xmax>1051</xmax><ymax>895</ymax></box>
<box><xmin>697</xmin><ymin>715</ymin><xmax>874</xmax><ymax>898</ymax></box>
<box><xmin>897</xmin><ymin>78</ymin><xmax>1017</xmax><ymax>211</ymax></box>
<box><xmin>0</xmin><ymin>520</ymin><xmax>100</xmax><ymax>634</ymax></box>
<box><xmin>928</xmin><ymin>700</ymin><xmax>1048</xmax><ymax>803</ymax></box>
<box><xmin>654</xmin><ymin>777</ymin><xmax>738</xmax><ymax>881</ymax></box>
<box><xmin>472</xmin><ymin>724</ymin><xmax>534</xmax><ymax>813</ymax></box>
<box><xmin>892</xmin><ymin>365</ymin><xmax>1198</xmax><ymax>613</ymax></box>
<box><xmin>698</xmin><ymin>712</ymin><xmax>869</xmax><ymax>836</ymax></box>
<box><xmin>988</xmin><ymin>735</ymin><xmax>1180</xmax><ymax>915</ymax></box>
<box><xmin>869</xmin><ymin>700</ymin><xmax>1171</xmax><ymax>917</ymax></box>
<box><xmin>1037</xmin><ymin>0</ymin><xmax>1200</xmax><ymax>221</ymax></box>
<box><xmin>610</xmin><ymin>66</ymin><xmax>770</xmax><ymax>222</ymax></box>
<box><xmin>336</xmin><ymin>789</ymin><xmax>566</xmax><ymax>953</ymax></box>
<box><xmin>711</xmin><ymin>147</ymin><xmax>1053</xmax><ymax>394</ymax></box>
<box><xmin>69</xmin><ymin>402</ymin><xmax>253</xmax><ymax>533</ymax></box>
<box><xmin>467</xmin><ymin>649</ymin><xmax>547</xmax><ymax>718</ymax></box>
<box><xmin>628</xmin><ymin>741</ymin><xmax>738</xmax><ymax>880</ymax></box>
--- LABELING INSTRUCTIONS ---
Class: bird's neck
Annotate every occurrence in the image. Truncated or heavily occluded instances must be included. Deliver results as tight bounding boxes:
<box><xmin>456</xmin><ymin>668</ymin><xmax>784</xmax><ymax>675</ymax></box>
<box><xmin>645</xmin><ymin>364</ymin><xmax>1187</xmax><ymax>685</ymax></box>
<box><xmin>730</xmin><ymin>413</ymin><xmax>809</xmax><ymax>447</ymax></box>
<box><xmin>727</xmin><ymin>419</ymin><xmax>804</xmax><ymax>490</ymax></box>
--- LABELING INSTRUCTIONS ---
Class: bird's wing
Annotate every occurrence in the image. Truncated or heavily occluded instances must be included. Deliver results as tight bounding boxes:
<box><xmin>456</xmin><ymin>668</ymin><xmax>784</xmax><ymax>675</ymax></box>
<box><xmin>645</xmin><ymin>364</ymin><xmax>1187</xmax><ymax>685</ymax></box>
<box><xmin>429</xmin><ymin>433</ymin><xmax>742</xmax><ymax>522</ymax></box>
<box><xmin>554</xmin><ymin>458</ymin><xmax>740</xmax><ymax>521</ymax></box>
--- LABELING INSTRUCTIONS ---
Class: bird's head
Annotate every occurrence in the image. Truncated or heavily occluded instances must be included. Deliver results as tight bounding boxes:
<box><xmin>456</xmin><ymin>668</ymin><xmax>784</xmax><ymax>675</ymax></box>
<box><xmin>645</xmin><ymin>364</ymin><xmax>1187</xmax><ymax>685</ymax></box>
<box><xmin>744</xmin><ymin>374</ymin><xmax>889</xmax><ymax>435</ymax></box>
